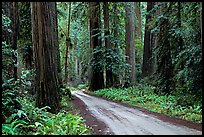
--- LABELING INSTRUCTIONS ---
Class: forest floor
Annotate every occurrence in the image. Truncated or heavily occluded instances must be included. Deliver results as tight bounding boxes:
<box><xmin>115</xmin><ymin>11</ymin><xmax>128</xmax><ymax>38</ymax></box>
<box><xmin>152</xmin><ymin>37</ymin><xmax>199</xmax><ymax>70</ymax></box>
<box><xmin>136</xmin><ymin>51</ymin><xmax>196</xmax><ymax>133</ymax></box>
<box><xmin>71</xmin><ymin>89</ymin><xmax>202</xmax><ymax>135</ymax></box>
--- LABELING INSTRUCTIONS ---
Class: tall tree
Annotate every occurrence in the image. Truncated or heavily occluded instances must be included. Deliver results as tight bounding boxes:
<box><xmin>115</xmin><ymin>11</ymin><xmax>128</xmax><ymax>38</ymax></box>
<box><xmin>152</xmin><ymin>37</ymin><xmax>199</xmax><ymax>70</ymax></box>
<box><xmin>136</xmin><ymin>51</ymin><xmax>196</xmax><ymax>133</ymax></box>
<box><xmin>112</xmin><ymin>2</ymin><xmax>120</xmax><ymax>87</ymax></box>
<box><xmin>156</xmin><ymin>3</ymin><xmax>174</xmax><ymax>94</ymax></box>
<box><xmin>54</xmin><ymin>2</ymin><xmax>63</xmax><ymax>90</ymax></box>
<box><xmin>103</xmin><ymin>2</ymin><xmax>113</xmax><ymax>87</ymax></box>
<box><xmin>74</xmin><ymin>31</ymin><xmax>79</xmax><ymax>83</ymax></box>
<box><xmin>89</xmin><ymin>2</ymin><xmax>104</xmax><ymax>91</ymax></box>
<box><xmin>135</xmin><ymin>2</ymin><xmax>142</xmax><ymax>46</ymax></box>
<box><xmin>142</xmin><ymin>2</ymin><xmax>154</xmax><ymax>77</ymax></box>
<box><xmin>172</xmin><ymin>2</ymin><xmax>184</xmax><ymax>81</ymax></box>
<box><xmin>113</xmin><ymin>2</ymin><xmax>118</xmax><ymax>49</ymax></box>
<box><xmin>125</xmin><ymin>2</ymin><xmax>136</xmax><ymax>86</ymax></box>
<box><xmin>87</xmin><ymin>13</ymin><xmax>92</xmax><ymax>86</ymax></box>
<box><xmin>64</xmin><ymin>2</ymin><xmax>72</xmax><ymax>83</ymax></box>
<box><xmin>31</xmin><ymin>2</ymin><xmax>60</xmax><ymax>113</ymax></box>
<box><xmin>150</xmin><ymin>2</ymin><xmax>157</xmax><ymax>76</ymax></box>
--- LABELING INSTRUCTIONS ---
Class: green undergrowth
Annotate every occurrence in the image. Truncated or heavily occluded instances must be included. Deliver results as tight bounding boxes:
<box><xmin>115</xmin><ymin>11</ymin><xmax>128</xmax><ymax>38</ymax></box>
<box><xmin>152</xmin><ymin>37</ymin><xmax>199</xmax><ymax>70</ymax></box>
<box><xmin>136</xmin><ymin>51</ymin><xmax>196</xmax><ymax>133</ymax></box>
<box><xmin>89</xmin><ymin>84</ymin><xmax>202</xmax><ymax>123</ymax></box>
<box><xmin>2</xmin><ymin>95</ymin><xmax>92</xmax><ymax>135</ymax></box>
<box><xmin>69</xmin><ymin>84</ymin><xmax>88</xmax><ymax>91</ymax></box>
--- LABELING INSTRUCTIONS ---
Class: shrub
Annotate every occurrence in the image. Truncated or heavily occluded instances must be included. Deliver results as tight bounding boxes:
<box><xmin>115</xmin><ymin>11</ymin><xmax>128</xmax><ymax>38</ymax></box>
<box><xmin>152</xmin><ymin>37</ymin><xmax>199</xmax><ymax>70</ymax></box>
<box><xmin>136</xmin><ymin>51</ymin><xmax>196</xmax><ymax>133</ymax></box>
<box><xmin>2</xmin><ymin>96</ymin><xmax>92</xmax><ymax>135</ymax></box>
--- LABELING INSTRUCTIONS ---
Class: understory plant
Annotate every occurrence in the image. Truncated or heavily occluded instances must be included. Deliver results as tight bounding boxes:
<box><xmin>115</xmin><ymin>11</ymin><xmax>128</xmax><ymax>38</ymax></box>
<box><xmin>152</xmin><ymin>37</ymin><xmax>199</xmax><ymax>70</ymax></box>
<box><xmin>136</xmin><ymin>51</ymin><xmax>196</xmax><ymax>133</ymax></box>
<box><xmin>2</xmin><ymin>95</ymin><xmax>92</xmax><ymax>135</ymax></box>
<box><xmin>91</xmin><ymin>84</ymin><xmax>202</xmax><ymax>123</ymax></box>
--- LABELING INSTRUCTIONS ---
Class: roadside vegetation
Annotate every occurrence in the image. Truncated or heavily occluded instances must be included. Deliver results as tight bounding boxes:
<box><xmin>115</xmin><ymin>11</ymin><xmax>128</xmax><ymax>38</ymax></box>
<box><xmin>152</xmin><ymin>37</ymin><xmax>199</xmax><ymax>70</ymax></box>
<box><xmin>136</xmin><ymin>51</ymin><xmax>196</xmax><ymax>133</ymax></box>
<box><xmin>2</xmin><ymin>77</ymin><xmax>92</xmax><ymax>135</ymax></box>
<box><xmin>3</xmin><ymin>95</ymin><xmax>92</xmax><ymax>135</ymax></box>
<box><xmin>87</xmin><ymin>84</ymin><xmax>202</xmax><ymax>123</ymax></box>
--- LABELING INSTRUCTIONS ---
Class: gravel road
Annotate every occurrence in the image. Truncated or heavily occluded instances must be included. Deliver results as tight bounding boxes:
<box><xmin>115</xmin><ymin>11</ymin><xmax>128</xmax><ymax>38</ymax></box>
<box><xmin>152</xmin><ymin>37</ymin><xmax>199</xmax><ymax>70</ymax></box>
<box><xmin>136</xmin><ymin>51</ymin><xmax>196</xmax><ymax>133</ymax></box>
<box><xmin>73</xmin><ymin>90</ymin><xmax>202</xmax><ymax>135</ymax></box>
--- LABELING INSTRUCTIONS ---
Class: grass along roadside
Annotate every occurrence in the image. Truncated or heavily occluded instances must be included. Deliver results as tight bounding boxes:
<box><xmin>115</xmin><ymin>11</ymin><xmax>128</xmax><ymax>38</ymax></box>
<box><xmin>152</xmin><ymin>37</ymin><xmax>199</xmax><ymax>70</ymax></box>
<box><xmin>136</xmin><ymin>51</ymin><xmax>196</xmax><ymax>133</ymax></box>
<box><xmin>85</xmin><ymin>85</ymin><xmax>202</xmax><ymax>124</ymax></box>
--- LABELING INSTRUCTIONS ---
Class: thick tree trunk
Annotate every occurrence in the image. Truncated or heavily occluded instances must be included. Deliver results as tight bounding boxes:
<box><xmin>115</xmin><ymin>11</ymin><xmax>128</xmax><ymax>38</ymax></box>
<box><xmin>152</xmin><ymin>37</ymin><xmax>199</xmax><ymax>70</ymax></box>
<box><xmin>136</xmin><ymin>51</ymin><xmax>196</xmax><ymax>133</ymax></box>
<box><xmin>103</xmin><ymin>2</ymin><xmax>113</xmax><ymax>88</ymax></box>
<box><xmin>125</xmin><ymin>2</ymin><xmax>136</xmax><ymax>86</ymax></box>
<box><xmin>112</xmin><ymin>2</ymin><xmax>120</xmax><ymax>87</ymax></box>
<box><xmin>142</xmin><ymin>2</ymin><xmax>154</xmax><ymax>77</ymax></box>
<box><xmin>156</xmin><ymin>3</ymin><xmax>174</xmax><ymax>94</ymax></box>
<box><xmin>151</xmin><ymin>2</ymin><xmax>160</xmax><ymax>75</ymax></box>
<box><xmin>88</xmin><ymin>17</ymin><xmax>92</xmax><ymax>86</ymax></box>
<box><xmin>135</xmin><ymin>2</ymin><xmax>142</xmax><ymax>46</ymax></box>
<box><xmin>64</xmin><ymin>2</ymin><xmax>72</xmax><ymax>83</ymax></box>
<box><xmin>89</xmin><ymin>2</ymin><xmax>104</xmax><ymax>91</ymax></box>
<box><xmin>31</xmin><ymin>2</ymin><xmax>60</xmax><ymax>113</ymax></box>
<box><xmin>113</xmin><ymin>2</ymin><xmax>118</xmax><ymax>49</ymax></box>
<box><xmin>53</xmin><ymin>2</ymin><xmax>62</xmax><ymax>88</ymax></box>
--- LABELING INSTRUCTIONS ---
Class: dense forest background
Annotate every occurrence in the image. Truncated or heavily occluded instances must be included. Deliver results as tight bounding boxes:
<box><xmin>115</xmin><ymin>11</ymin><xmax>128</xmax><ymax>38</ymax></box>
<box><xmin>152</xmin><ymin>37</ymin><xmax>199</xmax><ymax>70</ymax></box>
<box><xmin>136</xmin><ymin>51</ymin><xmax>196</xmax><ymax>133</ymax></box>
<box><xmin>2</xmin><ymin>2</ymin><xmax>202</xmax><ymax>135</ymax></box>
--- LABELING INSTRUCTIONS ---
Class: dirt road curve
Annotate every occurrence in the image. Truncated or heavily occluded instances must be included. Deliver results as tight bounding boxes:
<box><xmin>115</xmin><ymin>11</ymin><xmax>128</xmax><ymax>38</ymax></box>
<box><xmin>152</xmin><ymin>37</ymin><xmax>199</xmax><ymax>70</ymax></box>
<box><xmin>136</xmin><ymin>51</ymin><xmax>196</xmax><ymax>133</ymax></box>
<box><xmin>72</xmin><ymin>90</ymin><xmax>202</xmax><ymax>135</ymax></box>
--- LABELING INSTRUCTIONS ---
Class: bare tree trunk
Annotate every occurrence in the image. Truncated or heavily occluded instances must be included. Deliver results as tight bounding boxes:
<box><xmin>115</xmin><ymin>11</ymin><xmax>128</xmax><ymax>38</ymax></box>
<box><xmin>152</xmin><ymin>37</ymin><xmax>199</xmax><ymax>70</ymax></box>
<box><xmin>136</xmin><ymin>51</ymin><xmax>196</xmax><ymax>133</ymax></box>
<box><xmin>88</xmin><ymin>16</ymin><xmax>92</xmax><ymax>86</ymax></box>
<box><xmin>31</xmin><ymin>2</ymin><xmax>60</xmax><ymax>113</ymax></box>
<box><xmin>64</xmin><ymin>2</ymin><xmax>71</xmax><ymax>83</ymax></box>
<box><xmin>103</xmin><ymin>2</ymin><xmax>113</xmax><ymax>87</ymax></box>
<box><xmin>125</xmin><ymin>2</ymin><xmax>136</xmax><ymax>86</ymax></box>
<box><xmin>142</xmin><ymin>2</ymin><xmax>154</xmax><ymax>77</ymax></box>
<box><xmin>135</xmin><ymin>2</ymin><xmax>142</xmax><ymax>46</ymax></box>
<box><xmin>89</xmin><ymin>2</ymin><xmax>104</xmax><ymax>91</ymax></box>
<box><xmin>53</xmin><ymin>2</ymin><xmax>62</xmax><ymax>88</ymax></box>
<box><xmin>152</xmin><ymin>2</ymin><xmax>161</xmax><ymax>75</ymax></box>
<box><xmin>156</xmin><ymin>2</ymin><xmax>174</xmax><ymax>94</ymax></box>
<box><xmin>112</xmin><ymin>2</ymin><xmax>120</xmax><ymax>87</ymax></box>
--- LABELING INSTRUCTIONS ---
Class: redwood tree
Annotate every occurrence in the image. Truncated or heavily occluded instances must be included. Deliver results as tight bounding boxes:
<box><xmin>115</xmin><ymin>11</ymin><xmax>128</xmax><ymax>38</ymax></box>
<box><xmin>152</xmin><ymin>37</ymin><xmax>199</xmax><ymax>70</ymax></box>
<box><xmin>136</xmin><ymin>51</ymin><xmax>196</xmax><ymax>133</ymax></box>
<box><xmin>89</xmin><ymin>2</ymin><xmax>104</xmax><ymax>91</ymax></box>
<box><xmin>31</xmin><ymin>2</ymin><xmax>60</xmax><ymax>113</ymax></box>
<box><xmin>156</xmin><ymin>3</ymin><xmax>174</xmax><ymax>94</ymax></box>
<box><xmin>142</xmin><ymin>2</ymin><xmax>154</xmax><ymax>77</ymax></box>
<box><xmin>112</xmin><ymin>2</ymin><xmax>120</xmax><ymax>87</ymax></box>
<box><xmin>64</xmin><ymin>2</ymin><xmax>72</xmax><ymax>83</ymax></box>
<box><xmin>125</xmin><ymin>2</ymin><xmax>136</xmax><ymax>86</ymax></box>
<box><xmin>103</xmin><ymin>2</ymin><xmax>113</xmax><ymax>87</ymax></box>
<box><xmin>135</xmin><ymin>2</ymin><xmax>142</xmax><ymax>46</ymax></box>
